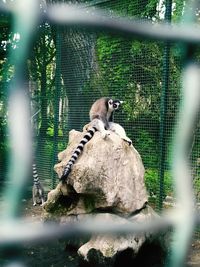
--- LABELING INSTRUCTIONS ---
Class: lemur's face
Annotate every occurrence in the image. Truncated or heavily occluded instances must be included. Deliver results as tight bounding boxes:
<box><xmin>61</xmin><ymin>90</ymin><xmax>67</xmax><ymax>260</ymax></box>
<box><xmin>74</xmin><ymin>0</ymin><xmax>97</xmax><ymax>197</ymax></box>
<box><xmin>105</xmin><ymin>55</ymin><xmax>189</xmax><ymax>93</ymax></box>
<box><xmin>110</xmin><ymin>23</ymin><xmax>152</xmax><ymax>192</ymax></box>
<box><xmin>108</xmin><ymin>99</ymin><xmax>123</xmax><ymax>111</ymax></box>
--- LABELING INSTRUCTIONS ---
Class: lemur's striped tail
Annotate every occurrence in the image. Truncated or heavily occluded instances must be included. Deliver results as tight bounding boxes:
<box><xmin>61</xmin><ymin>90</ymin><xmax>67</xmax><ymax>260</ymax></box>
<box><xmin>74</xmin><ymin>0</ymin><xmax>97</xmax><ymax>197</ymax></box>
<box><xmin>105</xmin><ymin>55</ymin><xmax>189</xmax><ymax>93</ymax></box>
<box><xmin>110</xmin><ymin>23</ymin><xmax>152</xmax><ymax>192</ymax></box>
<box><xmin>60</xmin><ymin>126</ymin><xmax>97</xmax><ymax>182</ymax></box>
<box><xmin>33</xmin><ymin>163</ymin><xmax>40</xmax><ymax>187</ymax></box>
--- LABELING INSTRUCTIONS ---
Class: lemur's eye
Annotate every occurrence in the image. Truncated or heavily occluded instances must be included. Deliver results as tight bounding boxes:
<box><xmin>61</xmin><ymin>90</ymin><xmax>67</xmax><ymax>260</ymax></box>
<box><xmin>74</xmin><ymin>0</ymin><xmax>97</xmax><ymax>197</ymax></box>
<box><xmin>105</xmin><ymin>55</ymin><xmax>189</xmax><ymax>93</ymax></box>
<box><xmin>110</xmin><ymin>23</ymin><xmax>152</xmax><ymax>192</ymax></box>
<box><xmin>113</xmin><ymin>103</ymin><xmax>117</xmax><ymax>109</ymax></box>
<box><xmin>108</xmin><ymin>99</ymin><xmax>113</xmax><ymax>106</ymax></box>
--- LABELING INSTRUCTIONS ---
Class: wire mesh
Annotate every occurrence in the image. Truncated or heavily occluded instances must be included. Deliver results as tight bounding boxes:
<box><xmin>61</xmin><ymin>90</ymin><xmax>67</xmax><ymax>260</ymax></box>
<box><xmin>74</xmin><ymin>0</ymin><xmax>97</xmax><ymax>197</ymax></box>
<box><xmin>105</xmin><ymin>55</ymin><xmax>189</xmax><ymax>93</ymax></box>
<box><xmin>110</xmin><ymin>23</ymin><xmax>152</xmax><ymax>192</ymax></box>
<box><xmin>53</xmin><ymin>0</ymin><xmax>172</xmax><ymax>209</ymax></box>
<box><xmin>0</xmin><ymin>0</ymin><xmax>200</xmax><ymax>266</ymax></box>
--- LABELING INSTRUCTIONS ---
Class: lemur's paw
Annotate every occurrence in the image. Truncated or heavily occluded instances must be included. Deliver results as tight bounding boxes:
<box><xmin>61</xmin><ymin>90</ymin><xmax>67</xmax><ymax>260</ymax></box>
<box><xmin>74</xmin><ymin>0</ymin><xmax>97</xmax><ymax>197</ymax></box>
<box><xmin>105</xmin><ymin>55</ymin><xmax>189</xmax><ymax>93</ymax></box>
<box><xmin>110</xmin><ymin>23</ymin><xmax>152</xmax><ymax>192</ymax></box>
<box><xmin>83</xmin><ymin>123</ymin><xmax>90</xmax><ymax>131</ymax></box>
<box><xmin>101</xmin><ymin>130</ymin><xmax>110</xmax><ymax>139</ymax></box>
<box><xmin>123</xmin><ymin>138</ymin><xmax>132</xmax><ymax>146</ymax></box>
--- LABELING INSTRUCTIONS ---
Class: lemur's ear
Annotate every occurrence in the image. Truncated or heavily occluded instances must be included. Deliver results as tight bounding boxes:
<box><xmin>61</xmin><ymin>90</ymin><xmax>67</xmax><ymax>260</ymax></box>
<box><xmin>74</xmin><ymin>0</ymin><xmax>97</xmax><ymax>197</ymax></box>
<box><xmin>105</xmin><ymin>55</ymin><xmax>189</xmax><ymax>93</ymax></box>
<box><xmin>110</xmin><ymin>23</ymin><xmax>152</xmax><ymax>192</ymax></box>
<box><xmin>120</xmin><ymin>101</ymin><xmax>123</xmax><ymax>104</ymax></box>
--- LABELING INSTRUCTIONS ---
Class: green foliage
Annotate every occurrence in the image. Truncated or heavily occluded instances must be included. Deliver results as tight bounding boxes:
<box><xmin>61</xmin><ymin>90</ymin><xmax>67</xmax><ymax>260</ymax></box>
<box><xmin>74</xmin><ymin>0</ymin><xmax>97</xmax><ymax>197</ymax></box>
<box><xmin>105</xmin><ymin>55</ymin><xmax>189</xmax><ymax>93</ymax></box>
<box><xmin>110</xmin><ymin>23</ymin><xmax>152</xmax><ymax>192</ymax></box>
<box><xmin>172</xmin><ymin>1</ymin><xmax>185</xmax><ymax>22</ymax></box>
<box><xmin>194</xmin><ymin>177</ymin><xmax>200</xmax><ymax>201</ymax></box>
<box><xmin>145</xmin><ymin>168</ymin><xmax>173</xmax><ymax>197</ymax></box>
<box><xmin>0</xmin><ymin>0</ymin><xmax>192</xmax><ymax>200</ymax></box>
<box><xmin>47</xmin><ymin>126</ymin><xmax>63</xmax><ymax>137</ymax></box>
<box><xmin>135</xmin><ymin>129</ymin><xmax>158</xmax><ymax>167</ymax></box>
<box><xmin>96</xmin><ymin>35</ymin><xmax>132</xmax><ymax>98</ymax></box>
<box><xmin>96</xmin><ymin>34</ymin><xmax>164</xmax><ymax>122</ymax></box>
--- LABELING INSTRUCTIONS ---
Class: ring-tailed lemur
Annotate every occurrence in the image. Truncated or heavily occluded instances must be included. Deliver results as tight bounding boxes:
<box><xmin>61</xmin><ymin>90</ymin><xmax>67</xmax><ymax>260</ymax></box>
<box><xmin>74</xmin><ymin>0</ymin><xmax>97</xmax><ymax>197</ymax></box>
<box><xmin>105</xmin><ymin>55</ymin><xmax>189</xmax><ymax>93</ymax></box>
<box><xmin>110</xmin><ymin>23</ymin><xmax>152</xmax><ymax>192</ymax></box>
<box><xmin>60</xmin><ymin>97</ymin><xmax>122</xmax><ymax>182</ymax></box>
<box><xmin>32</xmin><ymin>163</ymin><xmax>45</xmax><ymax>206</ymax></box>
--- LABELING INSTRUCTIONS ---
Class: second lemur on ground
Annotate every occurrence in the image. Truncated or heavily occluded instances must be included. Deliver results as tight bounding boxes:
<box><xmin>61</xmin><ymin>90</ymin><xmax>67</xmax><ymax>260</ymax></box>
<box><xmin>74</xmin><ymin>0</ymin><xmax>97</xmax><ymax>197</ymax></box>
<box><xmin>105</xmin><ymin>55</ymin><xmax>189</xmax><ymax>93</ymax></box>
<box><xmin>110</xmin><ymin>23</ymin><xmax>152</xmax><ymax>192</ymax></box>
<box><xmin>32</xmin><ymin>163</ymin><xmax>45</xmax><ymax>206</ymax></box>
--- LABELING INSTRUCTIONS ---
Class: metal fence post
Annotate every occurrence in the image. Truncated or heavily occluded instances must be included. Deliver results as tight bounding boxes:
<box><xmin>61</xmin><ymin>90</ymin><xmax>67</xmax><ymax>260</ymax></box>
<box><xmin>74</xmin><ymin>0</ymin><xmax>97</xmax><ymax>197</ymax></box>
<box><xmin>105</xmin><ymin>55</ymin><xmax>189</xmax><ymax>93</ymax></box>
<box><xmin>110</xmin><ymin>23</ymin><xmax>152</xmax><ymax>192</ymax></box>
<box><xmin>52</xmin><ymin>27</ymin><xmax>61</xmax><ymax>189</ymax></box>
<box><xmin>158</xmin><ymin>0</ymin><xmax>172</xmax><ymax>211</ymax></box>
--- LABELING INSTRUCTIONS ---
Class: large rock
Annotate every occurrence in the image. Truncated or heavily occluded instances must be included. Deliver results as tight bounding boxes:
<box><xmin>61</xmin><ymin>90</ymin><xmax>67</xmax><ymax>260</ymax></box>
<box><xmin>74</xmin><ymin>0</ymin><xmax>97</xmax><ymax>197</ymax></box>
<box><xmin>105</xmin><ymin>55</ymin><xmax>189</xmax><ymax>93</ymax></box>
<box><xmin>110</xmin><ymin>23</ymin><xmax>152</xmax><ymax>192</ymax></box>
<box><xmin>43</xmin><ymin>127</ymin><xmax>168</xmax><ymax>266</ymax></box>
<box><xmin>50</xmin><ymin>128</ymin><xmax>148</xmax><ymax>215</ymax></box>
<box><xmin>77</xmin><ymin>206</ymin><xmax>159</xmax><ymax>263</ymax></box>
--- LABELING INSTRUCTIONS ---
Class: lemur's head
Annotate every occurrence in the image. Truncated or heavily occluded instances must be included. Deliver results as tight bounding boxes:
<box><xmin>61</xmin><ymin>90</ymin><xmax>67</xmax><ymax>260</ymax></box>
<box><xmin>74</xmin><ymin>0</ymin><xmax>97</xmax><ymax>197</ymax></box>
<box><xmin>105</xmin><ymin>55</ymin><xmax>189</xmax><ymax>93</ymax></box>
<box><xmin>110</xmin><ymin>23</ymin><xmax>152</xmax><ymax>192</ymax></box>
<box><xmin>108</xmin><ymin>99</ymin><xmax>123</xmax><ymax>111</ymax></box>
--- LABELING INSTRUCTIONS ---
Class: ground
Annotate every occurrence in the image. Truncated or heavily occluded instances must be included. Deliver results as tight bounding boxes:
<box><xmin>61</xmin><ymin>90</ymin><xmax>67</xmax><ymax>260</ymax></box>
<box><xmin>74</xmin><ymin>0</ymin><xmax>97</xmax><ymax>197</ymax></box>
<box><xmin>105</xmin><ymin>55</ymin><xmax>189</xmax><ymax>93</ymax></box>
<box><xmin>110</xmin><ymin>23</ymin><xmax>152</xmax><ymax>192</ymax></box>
<box><xmin>21</xmin><ymin>198</ymin><xmax>80</xmax><ymax>267</ymax></box>
<box><xmin>187</xmin><ymin>240</ymin><xmax>200</xmax><ymax>267</ymax></box>
<box><xmin>18</xmin><ymin>198</ymin><xmax>200</xmax><ymax>267</ymax></box>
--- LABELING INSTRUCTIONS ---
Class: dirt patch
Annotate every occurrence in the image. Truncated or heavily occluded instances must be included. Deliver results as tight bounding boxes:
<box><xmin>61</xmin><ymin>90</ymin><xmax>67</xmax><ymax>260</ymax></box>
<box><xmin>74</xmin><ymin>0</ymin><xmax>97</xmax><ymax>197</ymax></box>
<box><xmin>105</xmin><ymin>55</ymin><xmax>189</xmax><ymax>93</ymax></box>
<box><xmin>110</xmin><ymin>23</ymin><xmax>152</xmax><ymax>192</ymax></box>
<box><xmin>187</xmin><ymin>240</ymin><xmax>200</xmax><ymax>267</ymax></box>
<box><xmin>22</xmin><ymin>241</ymin><xmax>79</xmax><ymax>267</ymax></box>
<box><xmin>20</xmin><ymin>198</ymin><xmax>80</xmax><ymax>267</ymax></box>
<box><xmin>19</xmin><ymin>198</ymin><xmax>200</xmax><ymax>267</ymax></box>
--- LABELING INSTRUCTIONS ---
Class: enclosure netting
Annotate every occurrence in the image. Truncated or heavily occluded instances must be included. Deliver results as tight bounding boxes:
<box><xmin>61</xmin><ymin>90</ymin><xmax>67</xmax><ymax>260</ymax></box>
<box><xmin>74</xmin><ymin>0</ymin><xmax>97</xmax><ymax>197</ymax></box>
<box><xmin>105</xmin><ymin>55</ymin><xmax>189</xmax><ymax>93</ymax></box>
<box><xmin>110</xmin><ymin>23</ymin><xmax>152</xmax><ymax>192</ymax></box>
<box><xmin>29</xmin><ymin>0</ymin><xmax>181</xmax><ymax>210</ymax></box>
<box><xmin>1</xmin><ymin>0</ymin><xmax>200</xmax><ymax>214</ymax></box>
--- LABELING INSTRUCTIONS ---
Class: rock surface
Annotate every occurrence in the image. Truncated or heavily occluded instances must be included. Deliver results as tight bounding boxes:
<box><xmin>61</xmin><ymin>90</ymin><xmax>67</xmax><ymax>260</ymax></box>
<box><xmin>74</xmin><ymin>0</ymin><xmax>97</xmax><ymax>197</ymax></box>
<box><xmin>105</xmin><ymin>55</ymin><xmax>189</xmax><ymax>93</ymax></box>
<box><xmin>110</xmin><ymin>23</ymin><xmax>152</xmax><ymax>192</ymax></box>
<box><xmin>43</xmin><ymin>127</ymin><xmax>168</xmax><ymax>266</ymax></box>
<box><xmin>77</xmin><ymin>206</ymin><xmax>159</xmax><ymax>262</ymax></box>
<box><xmin>51</xmin><ymin>128</ymin><xmax>148</xmax><ymax>215</ymax></box>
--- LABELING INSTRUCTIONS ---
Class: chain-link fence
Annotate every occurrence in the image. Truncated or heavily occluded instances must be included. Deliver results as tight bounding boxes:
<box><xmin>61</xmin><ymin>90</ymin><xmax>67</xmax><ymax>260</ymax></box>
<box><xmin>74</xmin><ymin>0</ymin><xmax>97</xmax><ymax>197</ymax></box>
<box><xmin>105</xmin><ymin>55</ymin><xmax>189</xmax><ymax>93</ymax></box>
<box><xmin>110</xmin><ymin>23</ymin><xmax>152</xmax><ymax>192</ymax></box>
<box><xmin>30</xmin><ymin>0</ymin><xmax>175</xmax><ymax>207</ymax></box>
<box><xmin>0</xmin><ymin>0</ymin><xmax>200</xmax><ymax>266</ymax></box>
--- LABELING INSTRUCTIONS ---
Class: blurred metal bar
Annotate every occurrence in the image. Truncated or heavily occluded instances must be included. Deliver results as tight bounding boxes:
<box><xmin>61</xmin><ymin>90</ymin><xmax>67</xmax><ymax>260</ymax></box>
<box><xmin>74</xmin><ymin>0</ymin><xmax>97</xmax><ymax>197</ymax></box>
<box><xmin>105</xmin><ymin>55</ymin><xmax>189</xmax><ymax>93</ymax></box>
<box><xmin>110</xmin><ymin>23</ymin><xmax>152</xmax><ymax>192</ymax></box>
<box><xmin>0</xmin><ymin>1</ymin><xmax>40</xmax><ymax>266</ymax></box>
<box><xmin>1</xmin><ymin>0</ymin><xmax>39</xmax><ymax>220</ymax></box>
<box><xmin>2</xmin><ymin>3</ymin><xmax>200</xmax><ymax>44</ymax></box>
<box><xmin>167</xmin><ymin>63</ymin><xmax>199</xmax><ymax>267</ymax></box>
<box><xmin>0</xmin><ymin>2</ymin><xmax>199</xmax><ymax>267</ymax></box>
<box><xmin>45</xmin><ymin>4</ymin><xmax>200</xmax><ymax>44</ymax></box>
<box><xmin>0</xmin><ymin>209</ymin><xmax>200</xmax><ymax>246</ymax></box>
<box><xmin>167</xmin><ymin>1</ymin><xmax>200</xmax><ymax>266</ymax></box>
<box><xmin>0</xmin><ymin>211</ymin><xmax>174</xmax><ymax>246</ymax></box>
